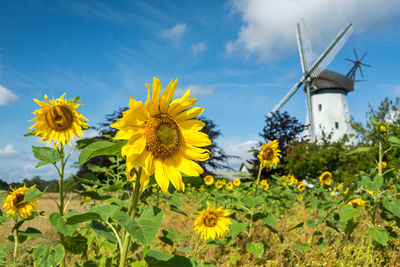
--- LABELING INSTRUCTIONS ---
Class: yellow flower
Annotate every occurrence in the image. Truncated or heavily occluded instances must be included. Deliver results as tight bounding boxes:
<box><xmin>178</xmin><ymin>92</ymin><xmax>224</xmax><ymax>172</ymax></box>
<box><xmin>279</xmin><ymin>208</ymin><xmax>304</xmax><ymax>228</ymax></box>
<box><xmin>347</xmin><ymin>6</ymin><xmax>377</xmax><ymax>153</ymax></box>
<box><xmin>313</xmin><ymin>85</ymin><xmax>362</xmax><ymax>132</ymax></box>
<box><xmin>347</xmin><ymin>198</ymin><xmax>366</xmax><ymax>208</ymax></box>
<box><xmin>187</xmin><ymin>183</ymin><xmax>191</xmax><ymax>187</ymax></box>
<box><xmin>279</xmin><ymin>176</ymin><xmax>288</xmax><ymax>186</ymax></box>
<box><xmin>233</xmin><ymin>178</ymin><xmax>241</xmax><ymax>187</ymax></box>
<box><xmin>226</xmin><ymin>182</ymin><xmax>234</xmax><ymax>190</ymax></box>
<box><xmin>221</xmin><ymin>180</ymin><xmax>227</xmax><ymax>185</ymax></box>
<box><xmin>204</xmin><ymin>175</ymin><xmax>214</xmax><ymax>186</ymax></box>
<box><xmin>397</xmin><ymin>192</ymin><xmax>400</xmax><ymax>199</ymax></box>
<box><xmin>379</xmin><ymin>162</ymin><xmax>387</xmax><ymax>169</ymax></box>
<box><xmin>199</xmin><ymin>186</ymin><xmax>205</xmax><ymax>192</ymax></box>
<box><xmin>194</xmin><ymin>202</ymin><xmax>232</xmax><ymax>240</ymax></box>
<box><xmin>262</xmin><ymin>183</ymin><xmax>270</xmax><ymax>191</ymax></box>
<box><xmin>3</xmin><ymin>185</ymin><xmax>40</xmax><ymax>218</ymax></box>
<box><xmin>379</xmin><ymin>125</ymin><xmax>387</xmax><ymax>132</ymax></box>
<box><xmin>391</xmin><ymin>185</ymin><xmax>396</xmax><ymax>191</ymax></box>
<box><xmin>126</xmin><ymin>167</ymin><xmax>150</xmax><ymax>191</ymax></box>
<box><xmin>298</xmin><ymin>182</ymin><xmax>306</xmax><ymax>192</ymax></box>
<box><xmin>258</xmin><ymin>140</ymin><xmax>281</xmax><ymax>169</ymax></box>
<box><xmin>260</xmin><ymin>179</ymin><xmax>268</xmax><ymax>186</ymax></box>
<box><xmin>288</xmin><ymin>174</ymin><xmax>298</xmax><ymax>185</ymax></box>
<box><xmin>29</xmin><ymin>94</ymin><xmax>88</xmax><ymax>148</ymax></box>
<box><xmin>319</xmin><ymin>171</ymin><xmax>332</xmax><ymax>186</ymax></box>
<box><xmin>152</xmin><ymin>188</ymin><xmax>157</xmax><ymax>193</ymax></box>
<box><xmin>111</xmin><ymin>77</ymin><xmax>211</xmax><ymax>194</ymax></box>
<box><xmin>297</xmin><ymin>194</ymin><xmax>303</xmax><ymax>201</ymax></box>
<box><xmin>215</xmin><ymin>181</ymin><xmax>224</xmax><ymax>189</ymax></box>
<box><xmin>367</xmin><ymin>190</ymin><xmax>374</xmax><ymax>195</ymax></box>
<box><xmin>330</xmin><ymin>192</ymin><xmax>338</xmax><ymax>197</ymax></box>
<box><xmin>337</xmin><ymin>184</ymin><xmax>343</xmax><ymax>190</ymax></box>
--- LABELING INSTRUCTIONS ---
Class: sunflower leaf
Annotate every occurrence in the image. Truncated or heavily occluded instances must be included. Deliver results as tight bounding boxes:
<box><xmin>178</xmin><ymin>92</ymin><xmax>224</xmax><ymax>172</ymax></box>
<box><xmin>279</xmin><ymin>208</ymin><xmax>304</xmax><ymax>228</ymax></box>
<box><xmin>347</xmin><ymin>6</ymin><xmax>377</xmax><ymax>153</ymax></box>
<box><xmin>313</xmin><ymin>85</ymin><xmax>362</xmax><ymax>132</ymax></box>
<box><xmin>346</xmin><ymin>147</ymin><xmax>369</xmax><ymax>155</ymax></box>
<box><xmin>369</xmin><ymin>227</ymin><xmax>389</xmax><ymax>246</ymax></box>
<box><xmin>32</xmin><ymin>146</ymin><xmax>61</xmax><ymax>165</ymax></box>
<box><xmin>19</xmin><ymin>187</ymin><xmax>43</xmax><ymax>204</ymax></box>
<box><xmin>144</xmin><ymin>249</ymin><xmax>194</xmax><ymax>267</ymax></box>
<box><xmin>67</xmin><ymin>96</ymin><xmax>81</xmax><ymax>103</ymax></box>
<box><xmin>77</xmin><ymin>140</ymin><xmax>126</xmax><ymax>165</ymax></box>
<box><xmin>91</xmin><ymin>220</ymin><xmax>117</xmax><ymax>243</ymax></box>
<box><xmin>246</xmin><ymin>242</ymin><xmax>264</xmax><ymax>258</ymax></box>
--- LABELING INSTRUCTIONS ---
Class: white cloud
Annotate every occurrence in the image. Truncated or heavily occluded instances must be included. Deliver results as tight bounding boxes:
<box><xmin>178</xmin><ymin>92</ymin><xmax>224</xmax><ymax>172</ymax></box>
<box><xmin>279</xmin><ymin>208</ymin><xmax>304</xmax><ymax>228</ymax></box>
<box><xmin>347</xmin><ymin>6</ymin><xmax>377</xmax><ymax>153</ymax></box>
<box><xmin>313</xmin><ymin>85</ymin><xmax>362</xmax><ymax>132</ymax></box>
<box><xmin>161</xmin><ymin>23</ymin><xmax>187</xmax><ymax>45</ymax></box>
<box><xmin>224</xmin><ymin>140</ymin><xmax>259</xmax><ymax>168</ymax></box>
<box><xmin>191</xmin><ymin>42</ymin><xmax>206</xmax><ymax>58</ymax></box>
<box><xmin>227</xmin><ymin>0</ymin><xmax>400</xmax><ymax>61</ymax></box>
<box><xmin>176</xmin><ymin>84</ymin><xmax>214</xmax><ymax>97</ymax></box>
<box><xmin>0</xmin><ymin>144</ymin><xmax>20</xmax><ymax>157</ymax></box>
<box><xmin>0</xmin><ymin>85</ymin><xmax>18</xmax><ymax>106</ymax></box>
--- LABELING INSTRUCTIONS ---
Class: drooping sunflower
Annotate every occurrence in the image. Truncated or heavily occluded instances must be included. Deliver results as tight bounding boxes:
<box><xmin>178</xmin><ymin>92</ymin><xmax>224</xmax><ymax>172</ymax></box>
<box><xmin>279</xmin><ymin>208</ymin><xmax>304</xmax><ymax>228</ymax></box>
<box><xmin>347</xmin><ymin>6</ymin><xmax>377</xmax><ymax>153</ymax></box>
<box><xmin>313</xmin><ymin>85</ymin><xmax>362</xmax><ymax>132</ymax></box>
<box><xmin>29</xmin><ymin>94</ymin><xmax>88</xmax><ymax>148</ymax></box>
<box><xmin>194</xmin><ymin>202</ymin><xmax>232</xmax><ymax>240</ymax></box>
<box><xmin>258</xmin><ymin>140</ymin><xmax>281</xmax><ymax>169</ymax></box>
<box><xmin>319</xmin><ymin>171</ymin><xmax>332</xmax><ymax>186</ymax></box>
<box><xmin>226</xmin><ymin>182</ymin><xmax>234</xmax><ymax>190</ymax></box>
<box><xmin>233</xmin><ymin>178</ymin><xmax>241</xmax><ymax>187</ymax></box>
<box><xmin>347</xmin><ymin>198</ymin><xmax>366</xmax><ymax>208</ymax></box>
<box><xmin>111</xmin><ymin>77</ymin><xmax>211</xmax><ymax>193</ymax></box>
<box><xmin>3</xmin><ymin>184</ymin><xmax>39</xmax><ymax>218</ymax></box>
<box><xmin>204</xmin><ymin>175</ymin><xmax>214</xmax><ymax>186</ymax></box>
<box><xmin>298</xmin><ymin>182</ymin><xmax>306</xmax><ymax>192</ymax></box>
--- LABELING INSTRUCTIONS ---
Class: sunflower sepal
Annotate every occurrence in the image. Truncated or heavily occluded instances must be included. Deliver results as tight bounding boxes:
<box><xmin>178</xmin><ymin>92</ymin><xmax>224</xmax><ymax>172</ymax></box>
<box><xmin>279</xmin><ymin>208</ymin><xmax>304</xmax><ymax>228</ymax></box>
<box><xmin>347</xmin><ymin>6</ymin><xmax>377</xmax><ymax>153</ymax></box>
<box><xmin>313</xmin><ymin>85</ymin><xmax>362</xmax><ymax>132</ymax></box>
<box><xmin>66</xmin><ymin>96</ymin><xmax>81</xmax><ymax>104</ymax></box>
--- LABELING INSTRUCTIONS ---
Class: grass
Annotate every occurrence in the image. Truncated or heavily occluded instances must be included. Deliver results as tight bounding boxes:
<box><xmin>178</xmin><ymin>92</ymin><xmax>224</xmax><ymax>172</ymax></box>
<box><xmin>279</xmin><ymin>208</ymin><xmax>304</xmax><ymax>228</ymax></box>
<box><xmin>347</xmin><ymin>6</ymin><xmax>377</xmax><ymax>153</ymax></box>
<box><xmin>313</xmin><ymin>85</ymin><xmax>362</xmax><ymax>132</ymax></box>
<box><xmin>1</xmin><ymin>192</ymin><xmax>399</xmax><ymax>266</ymax></box>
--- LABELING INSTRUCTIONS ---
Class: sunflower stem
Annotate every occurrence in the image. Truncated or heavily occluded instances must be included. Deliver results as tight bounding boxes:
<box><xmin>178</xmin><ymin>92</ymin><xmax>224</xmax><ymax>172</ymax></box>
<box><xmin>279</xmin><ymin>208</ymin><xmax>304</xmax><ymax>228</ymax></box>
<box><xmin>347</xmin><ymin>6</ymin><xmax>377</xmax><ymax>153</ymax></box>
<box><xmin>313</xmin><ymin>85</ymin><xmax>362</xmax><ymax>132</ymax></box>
<box><xmin>12</xmin><ymin>218</ymin><xmax>18</xmax><ymax>262</ymax></box>
<box><xmin>119</xmin><ymin>167</ymin><xmax>142</xmax><ymax>267</ymax></box>
<box><xmin>57</xmin><ymin>147</ymin><xmax>66</xmax><ymax>267</ymax></box>
<box><xmin>248</xmin><ymin>166</ymin><xmax>263</xmax><ymax>240</ymax></box>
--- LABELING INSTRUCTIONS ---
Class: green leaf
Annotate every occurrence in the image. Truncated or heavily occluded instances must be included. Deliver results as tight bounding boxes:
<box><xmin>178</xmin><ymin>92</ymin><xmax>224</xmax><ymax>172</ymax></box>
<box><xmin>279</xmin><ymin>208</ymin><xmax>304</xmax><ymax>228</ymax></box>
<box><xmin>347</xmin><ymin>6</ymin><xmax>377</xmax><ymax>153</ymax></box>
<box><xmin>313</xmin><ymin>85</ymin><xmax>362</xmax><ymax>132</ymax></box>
<box><xmin>295</xmin><ymin>242</ymin><xmax>310</xmax><ymax>252</ymax></box>
<box><xmin>360</xmin><ymin>175</ymin><xmax>383</xmax><ymax>192</ymax></box>
<box><xmin>90</xmin><ymin>220</ymin><xmax>117</xmax><ymax>243</ymax></box>
<box><xmin>33</xmin><ymin>244</ymin><xmax>64</xmax><ymax>267</ymax></box>
<box><xmin>19</xmin><ymin>187</ymin><xmax>43</xmax><ymax>204</ymax></box>
<box><xmin>263</xmin><ymin>213</ymin><xmax>278</xmax><ymax>226</ymax></box>
<box><xmin>339</xmin><ymin>205</ymin><xmax>361</xmax><ymax>222</ymax></box>
<box><xmin>90</xmin><ymin>204</ymin><xmax>120</xmax><ymax>221</ymax></box>
<box><xmin>288</xmin><ymin>222</ymin><xmax>304</xmax><ymax>232</ymax></box>
<box><xmin>170</xmin><ymin>205</ymin><xmax>188</xmax><ymax>217</ymax></box>
<box><xmin>389</xmin><ymin>136</ymin><xmax>400</xmax><ymax>146</ymax></box>
<box><xmin>87</xmin><ymin>164</ymin><xmax>108</xmax><ymax>173</ymax></box>
<box><xmin>49</xmin><ymin>213</ymin><xmax>79</xmax><ymax>236</ymax></box>
<box><xmin>66</xmin><ymin>212</ymin><xmax>101</xmax><ymax>225</ymax></box>
<box><xmin>19</xmin><ymin>227</ymin><xmax>43</xmax><ymax>238</ymax></box>
<box><xmin>32</xmin><ymin>146</ymin><xmax>60</xmax><ymax>165</ymax></box>
<box><xmin>113</xmin><ymin>206</ymin><xmax>163</xmax><ymax>246</ymax></box>
<box><xmin>0</xmin><ymin>243</ymin><xmax>12</xmax><ymax>262</ymax></box>
<box><xmin>67</xmin><ymin>96</ymin><xmax>81</xmax><ymax>103</ymax></box>
<box><xmin>383</xmin><ymin>199</ymin><xmax>400</xmax><ymax>217</ymax></box>
<box><xmin>369</xmin><ymin>227</ymin><xmax>389</xmax><ymax>246</ymax></box>
<box><xmin>77</xmin><ymin>141</ymin><xmax>125</xmax><ymax>165</ymax></box>
<box><xmin>163</xmin><ymin>195</ymin><xmax>181</xmax><ymax>207</ymax></box>
<box><xmin>80</xmin><ymin>191</ymin><xmax>110</xmax><ymax>201</ymax></box>
<box><xmin>145</xmin><ymin>249</ymin><xmax>193</xmax><ymax>267</ymax></box>
<box><xmin>346</xmin><ymin>147</ymin><xmax>369</xmax><ymax>155</ymax></box>
<box><xmin>64</xmin><ymin>234</ymin><xmax>88</xmax><ymax>254</ymax></box>
<box><xmin>344</xmin><ymin>219</ymin><xmax>359</xmax><ymax>236</ymax></box>
<box><xmin>246</xmin><ymin>242</ymin><xmax>264</xmax><ymax>258</ymax></box>
<box><xmin>229</xmin><ymin>221</ymin><xmax>248</xmax><ymax>238</ymax></box>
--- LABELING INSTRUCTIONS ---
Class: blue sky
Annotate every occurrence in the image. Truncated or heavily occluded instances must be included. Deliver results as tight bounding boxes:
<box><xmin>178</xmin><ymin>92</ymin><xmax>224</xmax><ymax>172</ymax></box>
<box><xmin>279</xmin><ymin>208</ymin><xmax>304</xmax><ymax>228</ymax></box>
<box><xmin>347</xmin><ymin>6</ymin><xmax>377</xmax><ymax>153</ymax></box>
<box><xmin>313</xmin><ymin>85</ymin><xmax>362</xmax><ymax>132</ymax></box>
<box><xmin>0</xmin><ymin>0</ymin><xmax>399</xmax><ymax>182</ymax></box>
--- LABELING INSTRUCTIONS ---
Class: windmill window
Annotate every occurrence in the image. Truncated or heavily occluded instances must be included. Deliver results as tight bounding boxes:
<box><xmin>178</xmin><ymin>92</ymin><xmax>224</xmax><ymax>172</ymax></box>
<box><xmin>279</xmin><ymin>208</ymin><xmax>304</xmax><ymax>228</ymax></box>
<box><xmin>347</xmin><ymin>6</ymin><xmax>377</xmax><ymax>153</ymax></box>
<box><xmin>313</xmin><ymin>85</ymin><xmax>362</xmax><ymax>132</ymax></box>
<box><xmin>318</xmin><ymin>104</ymin><xmax>322</xmax><ymax>111</ymax></box>
<box><xmin>335</xmin><ymin>122</ymin><xmax>339</xmax><ymax>129</ymax></box>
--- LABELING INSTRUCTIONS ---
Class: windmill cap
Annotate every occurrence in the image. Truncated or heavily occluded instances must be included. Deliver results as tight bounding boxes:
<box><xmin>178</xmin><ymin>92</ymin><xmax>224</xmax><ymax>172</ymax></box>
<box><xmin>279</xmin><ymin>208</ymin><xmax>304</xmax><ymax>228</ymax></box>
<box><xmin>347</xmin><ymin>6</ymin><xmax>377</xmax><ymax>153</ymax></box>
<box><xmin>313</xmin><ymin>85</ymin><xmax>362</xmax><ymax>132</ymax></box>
<box><xmin>309</xmin><ymin>70</ymin><xmax>354</xmax><ymax>93</ymax></box>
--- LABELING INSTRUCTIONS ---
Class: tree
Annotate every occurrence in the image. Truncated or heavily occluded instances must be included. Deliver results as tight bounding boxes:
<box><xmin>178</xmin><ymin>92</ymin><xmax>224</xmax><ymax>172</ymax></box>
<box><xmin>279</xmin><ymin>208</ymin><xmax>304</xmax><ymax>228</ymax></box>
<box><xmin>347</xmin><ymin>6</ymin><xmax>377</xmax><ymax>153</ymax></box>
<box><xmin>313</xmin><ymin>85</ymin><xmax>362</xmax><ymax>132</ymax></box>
<box><xmin>248</xmin><ymin>111</ymin><xmax>306</xmax><ymax>179</ymax></box>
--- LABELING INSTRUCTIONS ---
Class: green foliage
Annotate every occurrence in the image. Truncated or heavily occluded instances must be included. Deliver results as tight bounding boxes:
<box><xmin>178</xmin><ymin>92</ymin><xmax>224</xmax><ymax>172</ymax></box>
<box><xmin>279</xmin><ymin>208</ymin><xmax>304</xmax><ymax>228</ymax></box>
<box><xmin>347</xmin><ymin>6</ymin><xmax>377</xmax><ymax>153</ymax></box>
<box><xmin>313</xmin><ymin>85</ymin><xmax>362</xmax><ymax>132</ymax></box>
<box><xmin>33</xmin><ymin>244</ymin><xmax>65</xmax><ymax>267</ymax></box>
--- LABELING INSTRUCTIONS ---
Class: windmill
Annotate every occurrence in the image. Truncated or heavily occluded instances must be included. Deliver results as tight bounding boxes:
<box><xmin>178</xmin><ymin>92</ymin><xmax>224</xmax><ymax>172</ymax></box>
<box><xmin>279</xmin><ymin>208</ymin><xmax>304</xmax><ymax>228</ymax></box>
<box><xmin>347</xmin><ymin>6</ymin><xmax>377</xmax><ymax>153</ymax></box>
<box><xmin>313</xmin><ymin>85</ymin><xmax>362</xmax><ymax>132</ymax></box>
<box><xmin>267</xmin><ymin>19</ymin><xmax>354</xmax><ymax>142</ymax></box>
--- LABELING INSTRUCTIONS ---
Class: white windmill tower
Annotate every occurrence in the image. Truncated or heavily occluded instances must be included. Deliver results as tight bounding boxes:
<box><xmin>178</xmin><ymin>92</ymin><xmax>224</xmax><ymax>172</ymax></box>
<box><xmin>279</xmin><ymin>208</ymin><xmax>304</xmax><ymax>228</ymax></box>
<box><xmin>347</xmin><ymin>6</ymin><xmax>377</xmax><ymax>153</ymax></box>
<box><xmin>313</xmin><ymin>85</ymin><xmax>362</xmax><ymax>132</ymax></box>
<box><xmin>267</xmin><ymin>19</ymin><xmax>358</xmax><ymax>142</ymax></box>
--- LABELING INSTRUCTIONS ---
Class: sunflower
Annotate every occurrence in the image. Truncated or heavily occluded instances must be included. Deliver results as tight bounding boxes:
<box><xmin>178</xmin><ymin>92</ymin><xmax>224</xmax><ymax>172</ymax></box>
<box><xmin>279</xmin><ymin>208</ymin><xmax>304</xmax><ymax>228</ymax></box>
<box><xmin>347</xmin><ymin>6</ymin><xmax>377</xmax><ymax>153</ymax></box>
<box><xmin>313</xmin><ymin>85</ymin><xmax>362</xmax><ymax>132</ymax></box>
<box><xmin>298</xmin><ymin>182</ymin><xmax>306</xmax><ymax>192</ymax></box>
<box><xmin>391</xmin><ymin>185</ymin><xmax>396</xmax><ymax>191</ymax></box>
<box><xmin>226</xmin><ymin>182</ymin><xmax>234</xmax><ymax>190</ymax></box>
<box><xmin>260</xmin><ymin>179</ymin><xmax>268</xmax><ymax>186</ymax></box>
<box><xmin>279</xmin><ymin>176</ymin><xmax>288</xmax><ymax>186</ymax></box>
<box><xmin>297</xmin><ymin>194</ymin><xmax>303</xmax><ymax>201</ymax></box>
<box><xmin>379</xmin><ymin>161</ymin><xmax>387</xmax><ymax>169</ymax></box>
<box><xmin>337</xmin><ymin>184</ymin><xmax>343</xmax><ymax>190</ymax></box>
<box><xmin>29</xmin><ymin>94</ymin><xmax>88</xmax><ymax>148</ymax></box>
<box><xmin>288</xmin><ymin>174</ymin><xmax>298</xmax><ymax>185</ymax></box>
<box><xmin>262</xmin><ymin>182</ymin><xmax>270</xmax><ymax>191</ymax></box>
<box><xmin>319</xmin><ymin>171</ymin><xmax>332</xmax><ymax>186</ymax></box>
<box><xmin>379</xmin><ymin>125</ymin><xmax>387</xmax><ymax>132</ymax></box>
<box><xmin>194</xmin><ymin>202</ymin><xmax>232</xmax><ymax>240</ymax></box>
<box><xmin>258</xmin><ymin>140</ymin><xmax>281</xmax><ymax>169</ymax></box>
<box><xmin>111</xmin><ymin>77</ymin><xmax>211</xmax><ymax>194</ymax></box>
<box><xmin>215</xmin><ymin>181</ymin><xmax>224</xmax><ymax>189</ymax></box>
<box><xmin>347</xmin><ymin>198</ymin><xmax>366</xmax><ymax>208</ymax></box>
<box><xmin>3</xmin><ymin>184</ymin><xmax>39</xmax><ymax>218</ymax></box>
<box><xmin>204</xmin><ymin>175</ymin><xmax>214</xmax><ymax>186</ymax></box>
<box><xmin>330</xmin><ymin>192</ymin><xmax>338</xmax><ymax>197</ymax></box>
<box><xmin>233</xmin><ymin>178</ymin><xmax>241</xmax><ymax>187</ymax></box>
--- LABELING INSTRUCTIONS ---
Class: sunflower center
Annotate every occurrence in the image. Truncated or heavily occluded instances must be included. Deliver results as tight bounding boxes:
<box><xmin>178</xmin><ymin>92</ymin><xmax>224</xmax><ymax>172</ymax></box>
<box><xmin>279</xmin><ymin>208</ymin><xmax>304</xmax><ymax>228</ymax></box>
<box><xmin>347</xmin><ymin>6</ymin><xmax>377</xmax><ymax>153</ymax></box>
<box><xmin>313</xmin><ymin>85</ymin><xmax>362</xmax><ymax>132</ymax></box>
<box><xmin>46</xmin><ymin>105</ymin><xmax>73</xmax><ymax>131</ymax></box>
<box><xmin>204</xmin><ymin>213</ymin><xmax>218</xmax><ymax>227</ymax></box>
<box><xmin>145</xmin><ymin>114</ymin><xmax>181</xmax><ymax>160</ymax></box>
<box><xmin>263</xmin><ymin>148</ymin><xmax>274</xmax><ymax>161</ymax></box>
<box><xmin>15</xmin><ymin>193</ymin><xmax>25</xmax><ymax>207</ymax></box>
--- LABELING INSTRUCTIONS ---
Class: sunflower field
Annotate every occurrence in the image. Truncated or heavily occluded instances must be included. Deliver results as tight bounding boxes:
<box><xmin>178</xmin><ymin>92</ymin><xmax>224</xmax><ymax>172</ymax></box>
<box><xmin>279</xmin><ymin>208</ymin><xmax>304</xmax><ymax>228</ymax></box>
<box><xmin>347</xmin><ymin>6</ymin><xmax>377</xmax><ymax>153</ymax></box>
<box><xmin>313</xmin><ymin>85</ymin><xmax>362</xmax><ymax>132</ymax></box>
<box><xmin>0</xmin><ymin>77</ymin><xmax>400</xmax><ymax>266</ymax></box>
